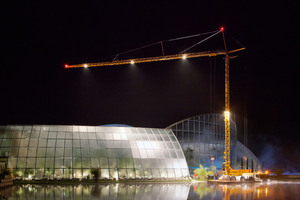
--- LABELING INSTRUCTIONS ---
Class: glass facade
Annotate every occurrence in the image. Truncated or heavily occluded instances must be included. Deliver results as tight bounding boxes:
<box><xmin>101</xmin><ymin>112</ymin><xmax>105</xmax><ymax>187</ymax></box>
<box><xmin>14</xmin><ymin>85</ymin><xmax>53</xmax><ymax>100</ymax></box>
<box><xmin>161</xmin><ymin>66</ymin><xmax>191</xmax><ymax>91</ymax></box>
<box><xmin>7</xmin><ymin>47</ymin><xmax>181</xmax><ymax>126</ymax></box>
<box><xmin>0</xmin><ymin>125</ymin><xmax>189</xmax><ymax>180</ymax></box>
<box><xmin>167</xmin><ymin>114</ymin><xmax>261</xmax><ymax>173</ymax></box>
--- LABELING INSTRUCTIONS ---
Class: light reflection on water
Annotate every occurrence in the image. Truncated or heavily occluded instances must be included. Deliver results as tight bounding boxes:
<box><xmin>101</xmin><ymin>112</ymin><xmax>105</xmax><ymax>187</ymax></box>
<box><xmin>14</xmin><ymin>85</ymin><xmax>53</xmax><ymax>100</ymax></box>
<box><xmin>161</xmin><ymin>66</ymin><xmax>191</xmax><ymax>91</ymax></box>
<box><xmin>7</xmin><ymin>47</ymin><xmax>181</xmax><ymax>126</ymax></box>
<box><xmin>0</xmin><ymin>181</ymin><xmax>299</xmax><ymax>200</ymax></box>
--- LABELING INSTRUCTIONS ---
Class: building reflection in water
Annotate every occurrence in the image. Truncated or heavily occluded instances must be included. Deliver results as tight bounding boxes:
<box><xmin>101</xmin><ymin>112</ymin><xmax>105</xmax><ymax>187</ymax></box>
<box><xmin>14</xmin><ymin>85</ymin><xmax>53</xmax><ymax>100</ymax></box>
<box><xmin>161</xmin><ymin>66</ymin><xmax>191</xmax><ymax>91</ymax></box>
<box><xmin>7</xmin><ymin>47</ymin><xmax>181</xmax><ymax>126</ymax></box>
<box><xmin>11</xmin><ymin>183</ymin><xmax>191</xmax><ymax>200</ymax></box>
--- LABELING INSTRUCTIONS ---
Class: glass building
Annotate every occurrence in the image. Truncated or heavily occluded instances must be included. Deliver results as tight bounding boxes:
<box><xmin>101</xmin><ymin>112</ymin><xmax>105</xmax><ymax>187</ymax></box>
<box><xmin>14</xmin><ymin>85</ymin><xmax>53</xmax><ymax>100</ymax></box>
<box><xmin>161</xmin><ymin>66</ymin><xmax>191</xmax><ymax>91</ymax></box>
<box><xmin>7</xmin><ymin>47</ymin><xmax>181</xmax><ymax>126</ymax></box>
<box><xmin>0</xmin><ymin>125</ymin><xmax>189</xmax><ymax>180</ymax></box>
<box><xmin>167</xmin><ymin>114</ymin><xmax>261</xmax><ymax>173</ymax></box>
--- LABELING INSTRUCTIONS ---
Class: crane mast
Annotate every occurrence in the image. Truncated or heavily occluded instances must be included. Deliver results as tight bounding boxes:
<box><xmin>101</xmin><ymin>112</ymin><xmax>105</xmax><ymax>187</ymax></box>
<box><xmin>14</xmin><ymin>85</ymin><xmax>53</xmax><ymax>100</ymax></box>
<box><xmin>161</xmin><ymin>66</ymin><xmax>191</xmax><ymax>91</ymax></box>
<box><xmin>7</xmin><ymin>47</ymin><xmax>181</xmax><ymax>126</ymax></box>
<box><xmin>224</xmin><ymin>54</ymin><xmax>231</xmax><ymax>175</ymax></box>
<box><xmin>222</xmin><ymin>30</ymin><xmax>232</xmax><ymax>175</ymax></box>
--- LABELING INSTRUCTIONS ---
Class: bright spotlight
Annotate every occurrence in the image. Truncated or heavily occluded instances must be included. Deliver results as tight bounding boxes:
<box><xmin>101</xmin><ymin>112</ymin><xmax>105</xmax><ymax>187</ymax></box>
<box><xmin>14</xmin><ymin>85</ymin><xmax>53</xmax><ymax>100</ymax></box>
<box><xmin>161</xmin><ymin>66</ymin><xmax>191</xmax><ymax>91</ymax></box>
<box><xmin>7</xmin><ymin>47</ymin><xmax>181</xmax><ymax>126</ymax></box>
<box><xmin>182</xmin><ymin>54</ymin><xmax>187</xmax><ymax>59</ymax></box>
<box><xmin>130</xmin><ymin>60</ymin><xmax>135</xmax><ymax>64</ymax></box>
<box><xmin>224</xmin><ymin>111</ymin><xmax>230</xmax><ymax>120</ymax></box>
<box><xmin>83</xmin><ymin>64</ymin><xmax>88</xmax><ymax>68</ymax></box>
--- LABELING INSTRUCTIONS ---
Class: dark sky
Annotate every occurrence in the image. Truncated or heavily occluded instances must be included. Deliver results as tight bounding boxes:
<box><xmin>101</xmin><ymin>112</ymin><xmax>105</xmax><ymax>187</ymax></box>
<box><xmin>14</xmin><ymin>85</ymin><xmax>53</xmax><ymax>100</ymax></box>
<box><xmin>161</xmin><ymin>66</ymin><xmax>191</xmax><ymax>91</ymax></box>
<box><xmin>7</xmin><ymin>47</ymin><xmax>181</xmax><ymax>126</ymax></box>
<box><xmin>1</xmin><ymin>0</ymin><xmax>299</xmax><ymax>170</ymax></box>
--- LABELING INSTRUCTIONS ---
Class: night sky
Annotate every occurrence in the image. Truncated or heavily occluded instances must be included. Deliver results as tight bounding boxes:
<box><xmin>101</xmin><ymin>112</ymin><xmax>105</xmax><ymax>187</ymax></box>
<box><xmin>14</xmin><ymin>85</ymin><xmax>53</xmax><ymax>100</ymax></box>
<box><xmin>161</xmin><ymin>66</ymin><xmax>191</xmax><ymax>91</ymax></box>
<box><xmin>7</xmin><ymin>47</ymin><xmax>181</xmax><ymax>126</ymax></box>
<box><xmin>2</xmin><ymin>1</ymin><xmax>299</xmax><ymax>171</ymax></box>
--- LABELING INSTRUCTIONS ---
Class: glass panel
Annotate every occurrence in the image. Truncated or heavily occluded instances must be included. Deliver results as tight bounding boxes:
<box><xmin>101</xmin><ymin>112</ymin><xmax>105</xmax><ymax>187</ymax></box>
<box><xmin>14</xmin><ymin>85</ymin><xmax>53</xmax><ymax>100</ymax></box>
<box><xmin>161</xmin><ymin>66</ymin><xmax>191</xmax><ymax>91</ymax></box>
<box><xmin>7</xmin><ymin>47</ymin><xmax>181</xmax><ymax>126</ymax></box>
<box><xmin>132</xmin><ymin>149</ymin><xmax>140</xmax><ymax>158</ymax></box>
<box><xmin>65</xmin><ymin>140</ymin><xmax>72</xmax><ymax>148</ymax></box>
<box><xmin>139</xmin><ymin>150</ymin><xmax>147</xmax><ymax>158</ymax></box>
<box><xmin>80</xmin><ymin>140</ymin><xmax>88</xmax><ymax>147</ymax></box>
<box><xmin>160</xmin><ymin>169</ymin><xmax>168</xmax><ymax>178</ymax></box>
<box><xmin>127</xmin><ymin>168</ymin><xmax>135</xmax><ymax>179</ymax></box>
<box><xmin>73</xmin><ymin>158</ymin><xmax>82</xmax><ymax>168</ymax></box>
<box><xmin>175</xmin><ymin>169</ymin><xmax>183</xmax><ymax>178</ymax></box>
<box><xmin>122</xmin><ymin>141</ymin><xmax>130</xmax><ymax>148</ymax></box>
<box><xmin>126</xmin><ymin>159</ymin><xmax>134</xmax><ymax>168</ymax></box>
<box><xmin>79</xmin><ymin>126</ymin><xmax>87</xmax><ymax>132</ymax></box>
<box><xmin>169</xmin><ymin>150</ymin><xmax>177</xmax><ymax>158</ymax></box>
<box><xmin>99</xmin><ymin>149</ymin><xmax>107</xmax><ymax>157</ymax></box>
<box><xmin>48</xmin><ymin>132</ymin><xmax>57</xmax><ymax>138</ymax></box>
<box><xmin>100</xmin><ymin>169</ymin><xmax>109</xmax><ymax>179</ymax></box>
<box><xmin>65</xmin><ymin>132</ymin><xmax>73</xmax><ymax>139</ymax></box>
<box><xmin>11</xmin><ymin>139</ymin><xmax>20</xmax><ymax>146</ymax></box>
<box><xmin>46</xmin><ymin>148</ymin><xmax>55</xmax><ymax>157</ymax></box>
<box><xmin>98</xmin><ymin>141</ymin><xmax>106</xmax><ymax>148</ymax></box>
<box><xmin>90</xmin><ymin>158</ymin><xmax>99</xmax><ymax>168</ymax></box>
<box><xmin>64</xmin><ymin>158</ymin><xmax>72</xmax><ymax>168</ymax></box>
<box><xmin>82</xmin><ymin>158</ymin><xmax>90</xmax><ymax>168</ymax></box>
<box><xmin>26</xmin><ymin>158</ymin><xmax>36</xmax><ymax>168</ymax></box>
<box><xmin>120</xmin><ymin>134</ymin><xmax>128</xmax><ymax>140</ymax></box>
<box><xmin>155</xmin><ymin>134</ymin><xmax>163</xmax><ymax>141</ymax></box>
<box><xmin>37</xmin><ymin>148</ymin><xmax>46</xmax><ymax>157</ymax></box>
<box><xmin>55</xmin><ymin>158</ymin><xmax>63</xmax><ymax>168</ymax></box>
<box><xmin>107</xmin><ymin>149</ymin><xmax>115</xmax><ymax>157</ymax></box>
<box><xmin>129</xmin><ymin>141</ymin><xmax>138</xmax><ymax>148</ymax></box>
<box><xmin>20</xmin><ymin>139</ymin><xmax>29</xmax><ymax>147</ymax></box>
<box><xmin>117</xmin><ymin>158</ymin><xmax>126</xmax><ymax>168</ymax></box>
<box><xmin>144</xmin><ymin>169</ymin><xmax>152</xmax><ymax>178</ymax></box>
<box><xmin>146</xmin><ymin>150</ymin><xmax>155</xmax><ymax>158</ymax></box>
<box><xmin>57</xmin><ymin>132</ymin><xmax>65</xmax><ymax>139</ymax></box>
<box><xmin>141</xmin><ymin>159</ymin><xmax>151</xmax><ymax>168</ymax></box>
<box><xmin>154</xmin><ymin>150</ymin><xmax>163</xmax><ymax>158</ymax></box>
<box><xmin>74</xmin><ymin>169</ymin><xmax>82</xmax><ymax>178</ymax></box>
<box><xmin>82</xmin><ymin>149</ymin><xmax>90</xmax><ymax>157</ymax></box>
<box><xmin>96</xmin><ymin>133</ymin><xmax>106</xmax><ymax>140</ymax></box>
<box><xmin>152</xmin><ymin>169</ymin><xmax>160</xmax><ymax>178</ymax></box>
<box><xmin>156</xmin><ymin>159</ymin><xmax>166</xmax><ymax>168</ymax></box>
<box><xmin>73</xmin><ymin>148</ymin><xmax>81</xmax><ymax>157</ymax></box>
<box><xmin>73</xmin><ymin>132</ymin><xmax>79</xmax><ymax>139</ymax></box>
<box><xmin>135</xmin><ymin>169</ymin><xmax>143</xmax><ymax>179</ymax></box>
<box><xmin>73</xmin><ymin>140</ymin><xmax>80</xmax><ymax>148</ymax></box>
<box><xmin>18</xmin><ymin>148</ymin><xmax>27</xmax><ymax>157</ymax></box>
<box><xmin>100</xmin><ymin>158</ymin><xmax>108</xmax><ymax>168</ymax></box>
<box><xmin>29</xmin><ymin>139</ymin><xmax>38</xmax><ymax>147</ymax></box>
<box><xmin>47</xmin><ymin>139</ymin><xmax>56</xmax><ymax>147</ymax></box>
<box><xmin>55</xmin><ymin>148</ymin><xmax>64</xmax><ymax>157</ymax></box>
<box><xmin>113</xmin><ymin>133</ymin><xmax>121</xmax><ymax>140</ymax></box>
<box><xmin>167</xmin><ymin>169</ymin><xmax>175</xmax><ymax>178</ymax></box>
<box><xmin>166</xmin><ymin>142</ymin><xmax>174</xmax><ymax>149</ymax></box>
<box><xmin>162</xmin><ymin>150</ymin><xmax>170</xmax><ymax>158</ymax></box>
<box><xmin>172</xmin><ymin>159</ymin><xmax>180</xmax><ymax>168</ymax></box>
<box><xmin>38</xmin><ymin>139</ymin><xmax>47</xmax><ymax>147</ymax></box>
<box><xmin>118</xmin><ymin>169</ymin><xmax>127</xmax><ymax>179</ymax></box>
<box><xmin>45</xmin><ymin>158</ymin><xmax>54</xmax><ymax>168</ymax></box>
<box><xmin>64</xmin><ymin>148</ymin><xmax>72</xmax><ymax>157</ymax></box>
<box><xmin>56</xmin><ymin>140</ymin><xmax>64</xmax><ymax>148</ymax></box>
<box><xmin>90</xmin><ymin>148</ymin><xmax>99</xmax><ymax>157</ymax></box>
<box><xmin>87</xmin><ymin>127</ymin><xmax>96</xmax><ymax>132</ymax></box>
<box><xmin>17</xmin><ymin>158</ymin><xmax>26</xmax><ymax>168</ymax></box>
<box><xmin>10</xmin><ymin>147</ymin><xmax>18</xmax><ymax>156</ymax></box>
<box><xmin>105</xmin><ymin>133</ymin><xmax>113</xmax><ymax>140</ymax></box>
<box><xmin>89</xmin><ymin>140</ymin><xmax>97</xmax><ymax>147</ymax></box>
<box><xmin>27</xmin><ymin>148</ymin><xmax>37</xmax><ymax>157</ymax></box>
<box><xmin>165</xmin><ymin>159</ymin><xmax>173</xmax><ymax>168</ymax></box>
<box><xmin>134</xmin><ymin>159</ymin><xmax>142</xmax><ymax>168</ymax></box>
<box><xmin>108</xmin><ymin>158</ymin><xmax>117</xmax><ymax>168</ymax></box>
<box><xmin>36</xmin><ymin>158</ymin><xmax>45</xmax><ymax>168</ymax></box>
<box><xmin>8</xmin><ymin>157</ymin><xmax>17</xmax><ymax>168</ymax></box>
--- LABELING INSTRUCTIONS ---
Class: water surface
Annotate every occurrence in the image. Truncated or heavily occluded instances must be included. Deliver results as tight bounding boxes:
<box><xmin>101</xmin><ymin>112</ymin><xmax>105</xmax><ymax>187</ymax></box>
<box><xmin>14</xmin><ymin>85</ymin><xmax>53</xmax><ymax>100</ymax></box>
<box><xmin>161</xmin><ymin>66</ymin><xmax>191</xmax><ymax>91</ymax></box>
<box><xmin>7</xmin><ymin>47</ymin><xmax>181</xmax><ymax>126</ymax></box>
<box><xmin>0</xmin><ymin>180</ymin><xmax>299</xmax><ymax>199</ymax></box>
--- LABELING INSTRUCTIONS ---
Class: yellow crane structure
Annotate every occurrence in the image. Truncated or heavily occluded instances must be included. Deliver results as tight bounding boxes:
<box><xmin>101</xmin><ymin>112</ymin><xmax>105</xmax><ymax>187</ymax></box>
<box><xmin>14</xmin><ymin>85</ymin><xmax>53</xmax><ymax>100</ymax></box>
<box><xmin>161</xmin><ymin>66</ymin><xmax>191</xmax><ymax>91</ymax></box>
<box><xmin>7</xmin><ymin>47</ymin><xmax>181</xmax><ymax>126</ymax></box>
<box><xmin>65</xmin><ymin>28</ymin><xmax>245</xmax><ymax>176</ymax></box>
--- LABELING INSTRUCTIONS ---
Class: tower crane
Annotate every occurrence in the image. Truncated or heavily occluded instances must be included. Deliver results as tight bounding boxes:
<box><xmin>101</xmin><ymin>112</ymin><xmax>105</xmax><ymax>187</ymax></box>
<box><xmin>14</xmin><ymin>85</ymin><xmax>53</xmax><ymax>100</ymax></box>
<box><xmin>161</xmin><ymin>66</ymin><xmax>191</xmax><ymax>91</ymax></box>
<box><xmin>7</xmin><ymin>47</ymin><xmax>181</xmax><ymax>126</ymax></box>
<box><xmin>65</xmin><ymin>28</ymin><xmax>245</xmax><ymax>176</ymax></box>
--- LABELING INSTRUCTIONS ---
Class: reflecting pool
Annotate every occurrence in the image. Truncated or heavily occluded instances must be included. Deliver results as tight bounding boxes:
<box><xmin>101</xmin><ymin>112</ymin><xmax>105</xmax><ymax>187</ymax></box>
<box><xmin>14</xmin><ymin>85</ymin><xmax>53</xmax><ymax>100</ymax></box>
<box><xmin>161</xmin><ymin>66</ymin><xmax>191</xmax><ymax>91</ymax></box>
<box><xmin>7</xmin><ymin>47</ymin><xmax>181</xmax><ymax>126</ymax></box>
<box><xmin>0</xmin><ymin>180</ymin><xmax>299</xmax><ymax>199</ymax></box>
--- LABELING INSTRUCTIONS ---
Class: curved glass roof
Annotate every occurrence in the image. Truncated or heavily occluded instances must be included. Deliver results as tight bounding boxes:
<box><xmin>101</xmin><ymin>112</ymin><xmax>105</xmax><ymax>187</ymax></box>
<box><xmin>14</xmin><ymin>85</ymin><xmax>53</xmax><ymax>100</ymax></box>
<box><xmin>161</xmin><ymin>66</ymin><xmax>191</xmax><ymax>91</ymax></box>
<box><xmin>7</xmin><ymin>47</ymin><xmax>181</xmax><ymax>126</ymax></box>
<box><xmin>0</xmin><ymin>125</ymin><xmax>189</xmax><ymax>180</ymax></box>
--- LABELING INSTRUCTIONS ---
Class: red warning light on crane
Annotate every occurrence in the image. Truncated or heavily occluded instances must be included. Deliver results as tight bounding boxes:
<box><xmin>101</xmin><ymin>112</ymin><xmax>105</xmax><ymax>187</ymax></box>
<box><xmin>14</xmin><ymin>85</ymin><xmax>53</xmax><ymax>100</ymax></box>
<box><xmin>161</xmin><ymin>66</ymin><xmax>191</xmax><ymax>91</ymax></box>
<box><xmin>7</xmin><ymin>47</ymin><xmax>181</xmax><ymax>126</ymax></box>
<box><xmin>64</xmin><ymin>64</ymin><xmax>69</xmax><ymax>68</ymax></box>
<box><xmin>220</xmin><ymin>27</ymin><xmax>224</xmax><ymax>32</ymax></box>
